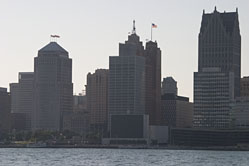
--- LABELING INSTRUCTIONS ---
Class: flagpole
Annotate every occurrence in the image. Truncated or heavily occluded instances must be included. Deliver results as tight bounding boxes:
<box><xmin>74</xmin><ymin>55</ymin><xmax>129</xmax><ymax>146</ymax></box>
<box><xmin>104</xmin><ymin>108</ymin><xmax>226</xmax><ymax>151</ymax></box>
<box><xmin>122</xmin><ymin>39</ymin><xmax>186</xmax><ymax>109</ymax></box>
<box><xmin>151</xmin><ymin>24</ymin><xmax>152</xmax><ymax>41</ymax></box>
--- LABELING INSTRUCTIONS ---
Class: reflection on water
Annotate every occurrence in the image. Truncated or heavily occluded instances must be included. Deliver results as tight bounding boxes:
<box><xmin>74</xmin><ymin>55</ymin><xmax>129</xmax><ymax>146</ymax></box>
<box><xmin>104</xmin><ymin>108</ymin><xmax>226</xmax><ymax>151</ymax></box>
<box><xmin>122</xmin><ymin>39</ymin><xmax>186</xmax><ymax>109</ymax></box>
<box><xmin>0</xmin><ymin>148</ymin><xmax>248</xmax><ymax>166</ymax></box>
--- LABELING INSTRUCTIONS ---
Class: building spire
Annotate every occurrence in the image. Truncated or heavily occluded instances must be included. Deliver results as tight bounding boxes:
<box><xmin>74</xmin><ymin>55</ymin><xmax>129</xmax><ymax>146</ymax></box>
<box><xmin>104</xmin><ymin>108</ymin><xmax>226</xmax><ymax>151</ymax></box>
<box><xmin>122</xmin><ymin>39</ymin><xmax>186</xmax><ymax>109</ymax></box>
<box><xmin>132</xmin><ymin>20</ymin><xmax>136</xmax><ymax>34</ymax></box>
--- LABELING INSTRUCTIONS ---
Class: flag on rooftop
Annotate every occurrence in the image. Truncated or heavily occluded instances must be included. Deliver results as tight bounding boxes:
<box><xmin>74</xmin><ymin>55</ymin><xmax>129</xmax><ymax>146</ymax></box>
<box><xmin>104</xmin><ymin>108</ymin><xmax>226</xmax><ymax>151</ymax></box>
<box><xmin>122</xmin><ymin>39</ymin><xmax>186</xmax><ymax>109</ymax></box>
<box><xmin>51</xmin><ymin>35</ymin><xmax>60</xmax><ymax>38</ymax></box>
<box><xmin>152</xmin><ymin>23</ymin><xmax>157</xmax><ymax>28</ymax></box>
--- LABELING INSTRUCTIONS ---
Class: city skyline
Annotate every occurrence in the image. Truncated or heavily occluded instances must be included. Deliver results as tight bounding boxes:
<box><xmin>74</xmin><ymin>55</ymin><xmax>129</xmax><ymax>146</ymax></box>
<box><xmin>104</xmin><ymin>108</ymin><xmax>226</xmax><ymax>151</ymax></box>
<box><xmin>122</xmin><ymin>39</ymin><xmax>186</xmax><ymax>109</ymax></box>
<box><xmin>1</xmin><ymin>1</ymin><xmax>249</xmax><ymax>101</ymax></box>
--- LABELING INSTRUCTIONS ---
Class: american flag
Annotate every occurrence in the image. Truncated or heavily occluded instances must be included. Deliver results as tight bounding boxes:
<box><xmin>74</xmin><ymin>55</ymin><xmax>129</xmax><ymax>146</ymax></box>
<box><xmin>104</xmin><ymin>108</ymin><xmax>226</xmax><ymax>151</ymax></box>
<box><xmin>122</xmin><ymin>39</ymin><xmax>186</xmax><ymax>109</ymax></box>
<box><xmin>152</xmin><ymin>23</ymin><xmax>157</xmax><ymax>28</ymax></box>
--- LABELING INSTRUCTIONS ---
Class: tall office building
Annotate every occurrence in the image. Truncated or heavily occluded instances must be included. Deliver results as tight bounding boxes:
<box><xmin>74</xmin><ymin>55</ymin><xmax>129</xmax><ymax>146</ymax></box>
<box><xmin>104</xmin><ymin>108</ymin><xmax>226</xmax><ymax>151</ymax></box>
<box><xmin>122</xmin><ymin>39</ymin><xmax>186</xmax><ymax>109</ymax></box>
<box><xmin>0</xmin><ymin>88</ymin><xmax>11</xmax><ymax>133</ymax></box>
<box><xmin>240</xmin><ymin>77</ymin><xmax>249</xmax><ymax>97</ymax></box>
<box><xmin>198</xmin><ymin>7</ymin><xmax>241</xmax><ymax>97</ymax></box>
<box><xmin>161</xmin><ymin>77</ymin><xmax>178</xmax><ymax>96</ymax></box>
<box><xmin>161</xmin><ymin>94</ymin><xmax>193</xmax><ymax>128</ymax></box>
<box><xmin>108</xmin><ymin>21</ymin><xmax>147</xmax><ymax>138</ymax></box>
<box><xmin>10</xmin><ymin>72</ymin><xmax>34</xmax><ymax>130</ymax></box>
<box><xmin>86</xmin><ymin>69</ymin><xmax>109</xmax><ymax>135</ymax></box>
<box><xmin>193</xmin><ymin>8</ymin><xmax>241</xmax><ymax>129</ymax></box>
<box><xmin>32</xmin><ymin>42</ymin><xmax>73</xmax><ymax>131</ymax></box>
<box><xmin>144</xmin><ymin>41</ymin><xmax>161</xmax><ymax>125</ymax></box>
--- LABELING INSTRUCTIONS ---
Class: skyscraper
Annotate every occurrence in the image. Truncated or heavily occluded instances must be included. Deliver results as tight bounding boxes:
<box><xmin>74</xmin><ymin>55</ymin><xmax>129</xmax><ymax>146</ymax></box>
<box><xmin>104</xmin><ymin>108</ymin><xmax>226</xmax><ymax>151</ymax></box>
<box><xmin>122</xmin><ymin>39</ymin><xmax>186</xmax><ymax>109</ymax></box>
<box><xmin>10</xmin><ymin>72</ymin><xmax>34</xmax><ymax>130</ymax></box>
<box><xmin>194</xmin><ymin>8</ymin><xmax>241</xmax><ymax>128</ymax></box>
<box><xmin>108</xmin><ymin>21</ymin><xmax>147</xmax><ymax>138</ymax></box>
<box><xmin>144</xmin><ymin>41</ymin><xmax>161</xmax><ymax>125</ymax></box>
<box><xmin>86</xmin><ymin>69</ymin><xmax>109</xmax><ymax>135</ymax></box>
<box><xmin>32</xmin><ymin>42</ymin><xmax>73</xmax><ymax>131</ymax></box>
<box><xmin>198</xmin><ymin>7</ymin><xmax>241</xmax><ymax>97</ymax></box>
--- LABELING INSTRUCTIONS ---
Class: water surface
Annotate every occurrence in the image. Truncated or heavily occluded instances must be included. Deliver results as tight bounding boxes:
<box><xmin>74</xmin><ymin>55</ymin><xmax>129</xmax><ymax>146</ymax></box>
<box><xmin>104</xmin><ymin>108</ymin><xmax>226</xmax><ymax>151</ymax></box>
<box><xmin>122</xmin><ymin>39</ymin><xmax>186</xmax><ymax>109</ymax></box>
<box><xmin>0</xmin><ymin>148</ymin><xmax>248</xmax><ymax>166</ymax></box>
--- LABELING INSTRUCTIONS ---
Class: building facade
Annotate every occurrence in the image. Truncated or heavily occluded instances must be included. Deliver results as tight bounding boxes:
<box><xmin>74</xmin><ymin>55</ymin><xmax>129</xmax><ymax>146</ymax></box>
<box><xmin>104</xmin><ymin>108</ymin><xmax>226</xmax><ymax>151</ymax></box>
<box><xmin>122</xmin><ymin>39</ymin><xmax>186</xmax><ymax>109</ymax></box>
<box><xmin>63</xmin><ymin>94</ymin><xmax>89</xmax><ymax>136</ymax></box>
<box><xmin>231</xmin><ymin>97</ymin><xmax>249</xmax><ymax>128</ymax></box>
<box><xmin>10</xmin><ymin>72</ymin><xmax>34</xmax><ymax>130</ymax></box>
<box><xmin>161</xmin><ymin>77</ymin><xmax>178</xmax><ymax>96</ymax></box>
<box><xmin>240</xmin><ymin>77</ymin><xmax>249</xmax><ymax>97</ymax></box>
<box><xmin>108</xmin><ymin>21</ymin><xmax>146</xmax><ymax>137</ymax></box>
<box><xmin>194</xmin><ymin>68</ymin><xmax>234</xmax><ymax>128</ymax></box>
<box><xmin>86</xmin><ymin>69</ymin><xmax>109</xmax><ymax>135</ymax></box>
<box><xmin>193</xmin><ymin>8</ymin><xmax>241</xmax><ymax>129</ymax></box>
<box><xmin>0</xmin><ymin>88</ymin><xmax>11</xmax><ymax>133</ymax></box>
<box><xmin>198</xmin><ymin>7</ymin><xmax>241</xmax><ymax>97</ymax></box>
<box><xmin>32</xmin><ymin>42</ymin><xmax>73</xmax><ymax>131</ymax></box>
<box><xmin>161</xmin><ymin>93</ymin><xmax>193</xmax><ymax>128</ymax></box>
<box><xmin>144</xmin><ymin>41</ymin><xmax>161</xmax><ymax>125</ymax></box>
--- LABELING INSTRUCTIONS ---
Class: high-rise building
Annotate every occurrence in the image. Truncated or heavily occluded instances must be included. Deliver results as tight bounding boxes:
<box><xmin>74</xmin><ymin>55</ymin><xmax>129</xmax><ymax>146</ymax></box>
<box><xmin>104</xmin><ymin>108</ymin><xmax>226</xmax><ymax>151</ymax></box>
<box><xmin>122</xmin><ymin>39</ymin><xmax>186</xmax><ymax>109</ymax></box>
<box><xmin>193</xmin><ymin>8</ymin><xmax>241</xmax><ymax>129</ymax></box>
<box><xmin>108</xmin><ymin>21</ymin><xmax>147</xmax><ymax>138</ymax></box>
<box><xmin>161</xmin><ymin>77</ymin><xmax>178</xmax><ymax>96</ymax></box>
<box><xmin>0</xmin><ymin>88</ymin><xmax>11</xmax><ymax>133</ymax></box>
<box><xmin>144</xmin><ymin>41</ymin><xmax>161</xmax><ymax>125</ymax></box>
<box><xmin>161</xmin><ymin>93</ymin><xmax>193</xmax><ymax>128</ymax></box>
<box><xmin>240</xmin><ymin>77</ymin><xmax>249</xmax><ymax>97</ymax></box>
<box><xmin>32</xmin><ymin>42</ymin><xmax>73</xmax><ymax>131</ymax></box>
<box><xmin>10</xmin><ymin>72</ymin><xmax>34</xmax><ymax>130</ymax></box>
<box><xmin>198</xmin><ymin>7</ymin><xmax>241</xmax><ymax>97</ymax></box>
<box><xmin>194</xmin><ymin>68</ymin><xmax>234</xmax><ymax>128</ymax></box>
<box><xmin>86</xmin><ymin>69</ymin><xmax>109</xmax><ymax>135</ymax></box>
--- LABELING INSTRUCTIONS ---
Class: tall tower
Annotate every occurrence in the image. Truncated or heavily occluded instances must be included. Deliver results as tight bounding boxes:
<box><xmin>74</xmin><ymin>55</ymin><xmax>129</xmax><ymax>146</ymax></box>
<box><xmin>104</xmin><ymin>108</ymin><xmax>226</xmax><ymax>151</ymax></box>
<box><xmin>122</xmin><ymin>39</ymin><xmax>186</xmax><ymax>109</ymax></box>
<box><xmin>32</xmin><ymin>42</ymin><xmax>73</xmax><ymax>131</ymax></box>
<box><xmin>144</xmin><ymin>41</ymin><xmax>161</xmax><ymax>125</ymax></box>
<box><xmin>198</xmin><ymin>7</ymin><xmax>241</xmax><ymax>97</ymax></box>
<box><xmin>108</xmin><ymin>21</ymin><xmax>147</xmax><ymax>137</ymax></box>
<box><xmin>86</xmin><ymin>69</ymin><xmax>109</xmax><ymax>135</ymax></box>
<box><xmin>194</xmin><ymin>8</ymin><xmax>241</xmax><ymax>128</ymax></box>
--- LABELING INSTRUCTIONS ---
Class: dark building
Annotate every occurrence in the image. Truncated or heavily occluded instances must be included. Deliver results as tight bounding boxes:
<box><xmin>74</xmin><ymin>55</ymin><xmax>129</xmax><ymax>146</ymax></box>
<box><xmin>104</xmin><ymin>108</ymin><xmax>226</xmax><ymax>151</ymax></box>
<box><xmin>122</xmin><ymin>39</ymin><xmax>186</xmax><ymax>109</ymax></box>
<box><xmin>198</xmin><ymin>7</ymin><xmax>241</xmax><ymax>97</ymax></box>
<box><xmin>194</xmin><ymin>8</ymin><xmax>241</xmax><ymax>129</ymax></box>
<box><xmin>108</xmin><ymin>21</ymin><xmax>147</xmax><ymax>138</ymax></box>
<box><xmin>144</xmin><ymin>41</ymin><xmax>161</xmax><ymax>125</ymax></box>
<box><xmin>0</xmin><ymin>88</ymin><xmax>11</xmax><ymax>133</ymax></box>
<box><xmin>86</xmin><ymin>69</ymin><xmax>109</xmax><ymax>136</ymax></box>
<box><xmin>170</xmin><ymin>128</ymin><xmax>249</xmax><ymax>147</ymax></box>
<box><xmin>240</xmin><ymin>77</ymin><xmax>249</xmax><ymax>97</ymax></box>
<box><xmin>161</xmin><ymin>94</ymin><xmax>193</xmax><ymax>128</ymax></box>
<box><xmin>32</xmin><ymin>42</ymin><xmax>73</xmax><ymax>131</ymax></box>
<box><xmin>10</xmin><ymin>72</ymin><xmax>34</xmax><ymax>131</ymax></box>
<box><xmin>63</xmin><ymin>95</ymin><xmax>89</xmax><ymax>136</ymax></box>
<box><xmin>161</xmin><ymin>77</ymin><xmax>177</xmax><ymax>96</ymax></box>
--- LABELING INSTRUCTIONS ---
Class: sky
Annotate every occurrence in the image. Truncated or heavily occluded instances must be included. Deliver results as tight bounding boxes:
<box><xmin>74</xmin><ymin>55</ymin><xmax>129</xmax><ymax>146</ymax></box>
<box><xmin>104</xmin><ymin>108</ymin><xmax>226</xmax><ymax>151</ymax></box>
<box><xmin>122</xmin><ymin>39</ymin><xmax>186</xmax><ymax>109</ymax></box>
<box><xmin>1</xmin><ymin>0</ymin><xmax>249</xmax><ymax>101</ymax></box>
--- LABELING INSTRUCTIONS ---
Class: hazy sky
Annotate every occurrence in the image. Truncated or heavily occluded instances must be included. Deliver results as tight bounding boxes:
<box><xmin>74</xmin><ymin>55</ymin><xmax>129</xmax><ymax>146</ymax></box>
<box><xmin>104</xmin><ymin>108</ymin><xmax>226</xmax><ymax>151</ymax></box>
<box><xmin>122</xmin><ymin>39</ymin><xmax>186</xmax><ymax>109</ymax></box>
<box><xmin>1</xmin><ymin>0</ymin><xmax>249</xmax><ymax>101</ymax></box>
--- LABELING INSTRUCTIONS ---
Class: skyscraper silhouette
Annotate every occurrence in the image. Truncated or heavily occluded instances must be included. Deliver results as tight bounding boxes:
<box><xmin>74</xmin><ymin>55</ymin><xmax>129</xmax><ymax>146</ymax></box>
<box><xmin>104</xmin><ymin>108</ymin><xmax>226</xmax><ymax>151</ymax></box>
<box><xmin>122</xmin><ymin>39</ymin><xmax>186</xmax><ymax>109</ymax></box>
<box><xmin>198</xmin><ymin>7</ymin><xmax>241</xmax><ymax>97</ymax></box>
<box><xmin>194</xmin><ymin>8</ymin><xmax>241</xmax><ymax>128</ymax></box>
<box><xmin>32</xmin><ymin>42</ymin><xmax>73</xmax><ymax>131</ymax></box>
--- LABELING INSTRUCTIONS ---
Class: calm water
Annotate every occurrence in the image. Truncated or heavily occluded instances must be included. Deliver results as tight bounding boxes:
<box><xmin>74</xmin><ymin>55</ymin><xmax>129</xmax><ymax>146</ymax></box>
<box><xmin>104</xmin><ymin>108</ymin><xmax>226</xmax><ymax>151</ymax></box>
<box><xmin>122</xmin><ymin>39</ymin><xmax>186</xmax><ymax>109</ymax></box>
<box><xmin>0</xmin><ymin>148</ymin><xmax>249</xmax><ymax>166</ymax></box>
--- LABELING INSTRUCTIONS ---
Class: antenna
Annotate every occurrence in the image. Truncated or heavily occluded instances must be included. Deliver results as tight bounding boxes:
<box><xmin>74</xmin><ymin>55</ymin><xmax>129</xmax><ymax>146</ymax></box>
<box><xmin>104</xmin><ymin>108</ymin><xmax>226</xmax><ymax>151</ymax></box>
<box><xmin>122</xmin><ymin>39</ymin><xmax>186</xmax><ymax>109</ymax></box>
<box><xmin>132</xmin><ymin>20</ymin><xmax>136</xmax><ymax>34</ymax></box>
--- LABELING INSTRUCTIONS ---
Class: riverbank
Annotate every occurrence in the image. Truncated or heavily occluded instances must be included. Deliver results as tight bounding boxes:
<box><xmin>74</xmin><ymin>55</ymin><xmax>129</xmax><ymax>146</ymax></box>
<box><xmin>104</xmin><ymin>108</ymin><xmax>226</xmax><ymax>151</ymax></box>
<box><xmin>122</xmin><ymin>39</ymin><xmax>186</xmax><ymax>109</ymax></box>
<box><xmin>1</xmin><ymin>144</ymin><xmax>249</xmax><ymax>151</ymax></box>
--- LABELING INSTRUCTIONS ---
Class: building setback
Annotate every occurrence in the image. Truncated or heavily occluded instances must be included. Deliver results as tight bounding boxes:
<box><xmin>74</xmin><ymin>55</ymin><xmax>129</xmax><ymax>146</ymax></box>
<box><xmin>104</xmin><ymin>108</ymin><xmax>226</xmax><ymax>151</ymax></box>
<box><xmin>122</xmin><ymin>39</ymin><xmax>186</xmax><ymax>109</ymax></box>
<box><xmin>10</xmin><ymin>72</ymin><xmax>34</xmax><ymax>130</ymax></box>
<box><xmin>86</xmin><ymin>69</ymin><xmax>109</xmax><ymax>135</ymax></box>
<box><xmin>32</xmin><ymin>42</ymin><xmax>73</xmax><ymax>131</ymax></box>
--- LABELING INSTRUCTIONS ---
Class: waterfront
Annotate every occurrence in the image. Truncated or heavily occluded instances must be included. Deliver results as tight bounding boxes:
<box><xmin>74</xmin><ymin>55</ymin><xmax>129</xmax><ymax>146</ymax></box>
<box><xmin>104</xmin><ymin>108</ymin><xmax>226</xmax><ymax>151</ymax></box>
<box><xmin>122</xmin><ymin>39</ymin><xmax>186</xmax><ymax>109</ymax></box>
<box><xmin>0</xmin><ymin>148</ymin><xmax>249</xmax><ymax>166</ymax></box>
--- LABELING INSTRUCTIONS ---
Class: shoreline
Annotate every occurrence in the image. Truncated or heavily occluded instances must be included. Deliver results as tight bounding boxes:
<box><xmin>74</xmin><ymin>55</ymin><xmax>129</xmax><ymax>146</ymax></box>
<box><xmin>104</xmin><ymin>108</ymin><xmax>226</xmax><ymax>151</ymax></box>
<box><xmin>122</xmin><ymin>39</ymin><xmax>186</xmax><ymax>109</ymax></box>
<box><xmin>1</xmin><ymin>144</ymin><xmax>249</xmax><ymax>151</ymax></box>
